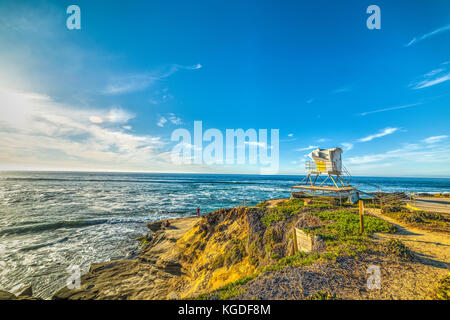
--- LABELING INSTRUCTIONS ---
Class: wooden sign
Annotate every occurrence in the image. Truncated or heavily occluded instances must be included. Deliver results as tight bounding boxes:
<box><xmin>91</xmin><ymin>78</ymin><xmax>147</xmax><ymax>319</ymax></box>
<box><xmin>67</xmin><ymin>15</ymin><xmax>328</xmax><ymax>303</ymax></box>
<box><xmin>293</xmin><ymin>228</ymin><xmax>314</xmax><ymax>253</ymax></box>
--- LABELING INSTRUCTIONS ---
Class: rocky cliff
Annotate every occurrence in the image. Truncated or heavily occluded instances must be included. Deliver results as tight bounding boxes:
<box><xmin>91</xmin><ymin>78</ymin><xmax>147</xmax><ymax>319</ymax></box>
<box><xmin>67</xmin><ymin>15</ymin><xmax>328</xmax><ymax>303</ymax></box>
<box><xmin>53</xmin><ymin>199</ymin><xmax>318</xmax><ymax>299</ymax></box>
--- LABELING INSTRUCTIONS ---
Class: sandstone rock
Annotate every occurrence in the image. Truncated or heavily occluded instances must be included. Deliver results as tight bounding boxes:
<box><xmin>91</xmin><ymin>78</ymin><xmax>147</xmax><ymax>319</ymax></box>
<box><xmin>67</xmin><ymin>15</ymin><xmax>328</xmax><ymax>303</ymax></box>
<box><xmin>0</xmin><ymin>290</ymin><xmax>16</xmax><ymax>300</ymax></box>
<box><xmin>163</xmin><ymin>220</ymin><xmax>171</xmax><ymax>228</ymax></box>
<box><xmin>147</xmin><ymin>221</ymin><xmax>163</xmax><ymax>232</ymax></box>
<box><xmin>17</xmin><ymin>284</ymin><xmax>33</xmax><ymax>297</ymax></box>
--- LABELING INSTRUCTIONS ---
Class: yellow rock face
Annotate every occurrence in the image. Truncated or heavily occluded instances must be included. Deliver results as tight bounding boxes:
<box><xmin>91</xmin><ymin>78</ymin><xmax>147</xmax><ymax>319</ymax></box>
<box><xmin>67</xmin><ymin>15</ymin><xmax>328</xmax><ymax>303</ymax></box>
<box><xmin>172</xmin><ymin>208</ymin><xmax>260</xmax><ymax>298</ymax></box>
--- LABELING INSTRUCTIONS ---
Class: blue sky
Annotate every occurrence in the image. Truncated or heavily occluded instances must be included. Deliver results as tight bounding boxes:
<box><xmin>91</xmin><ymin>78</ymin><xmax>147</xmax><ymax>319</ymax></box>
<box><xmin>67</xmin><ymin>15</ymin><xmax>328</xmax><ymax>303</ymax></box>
<box><xmin>0</xmin><ymin>0</ymin><xmax>449</xmax><ymax>176</ymax></box>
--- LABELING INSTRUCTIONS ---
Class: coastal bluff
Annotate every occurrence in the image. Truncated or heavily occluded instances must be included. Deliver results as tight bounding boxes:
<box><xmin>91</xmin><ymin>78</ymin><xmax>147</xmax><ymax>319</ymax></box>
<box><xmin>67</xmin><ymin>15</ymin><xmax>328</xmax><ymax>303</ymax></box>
<box><xmin>52</xmin><ymin>198</ymin><xmax>450</xmax><ymax>300</ymax></box>
<box><xmin>53</xmin><ymin>201</ymin><xmax>302</xmax><ymax>299</ymax></box>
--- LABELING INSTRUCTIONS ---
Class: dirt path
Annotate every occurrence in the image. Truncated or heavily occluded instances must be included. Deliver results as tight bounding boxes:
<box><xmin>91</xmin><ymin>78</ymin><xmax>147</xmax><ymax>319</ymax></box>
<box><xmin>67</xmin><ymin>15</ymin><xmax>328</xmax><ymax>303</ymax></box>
<box><xmin>367</xmin><ymin>208</ymin><xmax>450</xmax><ymax>269</ymax></box>
<box><xmin>364</xmin><ymin>208</ymin><xmax>449</xmax><ymax>299</ymax></box>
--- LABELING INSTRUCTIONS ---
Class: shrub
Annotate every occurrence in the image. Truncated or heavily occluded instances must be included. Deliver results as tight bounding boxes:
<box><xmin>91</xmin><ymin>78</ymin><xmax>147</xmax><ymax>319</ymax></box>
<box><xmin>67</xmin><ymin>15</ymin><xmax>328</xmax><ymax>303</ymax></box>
<box><xmin>381</xmin><ymin>206</ymin><xmax>404</xmax><ymax>213</ymax></box>
<box><xmin>261</xmin><ymin>209</ymin><xmax>284</xmax><ymax>227</ymax></box>
<box><xmin>382</xmin><ymin>239</ymin><xmax>414</xmax><ymax>260</ymax></box>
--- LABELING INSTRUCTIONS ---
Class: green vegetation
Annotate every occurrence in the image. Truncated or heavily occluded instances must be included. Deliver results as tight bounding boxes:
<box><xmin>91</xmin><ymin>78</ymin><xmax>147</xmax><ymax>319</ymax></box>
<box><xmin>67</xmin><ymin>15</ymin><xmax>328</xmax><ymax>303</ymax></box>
<box><xmin>212</xmin><ymin>239</ymin><xmax>246</xmax><ymax>268</ymax></box>
<box><xmin>310</xmin><ymin>209</ymin><xmax>395</xmax><ymax>238</ymax></box>
<box><xmin>197</xmin><ymin>275</ymin><xmax>258</xmax><ymax>300</ymax></box>
<box><xmin>382</xmin><ymin>239</ymin><xmax>414</xmax><ymax>260</ymax></box>
<box><xmin>136</xmin><ymin>236</ymin><xmax>151</xmax><ymax>246</ymax></box>
<box><xmin>301</xmin><ymin>209</ymin><xmax>395</xmax><ymax>258</ymax></box>
<box><xmin>261</xmin><ymin>199</ymin><xmax>305</xmax><ymax>227</ymax></box>
<box><xmin>275</xmin><ymin>199</ymin><xmax>305</xmax><ymax>215</ymax></box>
<box><xmin>261</xmin><ymin>209</ymin><xmax>285</xmax><ymax>227</ymax></box>
<box><xmin>264</xmin><ymin>251</ymin><xmax>320</xmax><ymax>272</ymax></box>
<box><xmin>255</xmin><ymin>200</ymin><xmax>269</xmax><ymax>209</ymax></box>
<box><xmin>198</xmin><ymin>199</ymin><xmax>397</xmax><ymax>300</ymax></box>
<box><xmin>382</xmin><ymin>208</ymin><xmax>449</xmax><ymax>233</ymax></box>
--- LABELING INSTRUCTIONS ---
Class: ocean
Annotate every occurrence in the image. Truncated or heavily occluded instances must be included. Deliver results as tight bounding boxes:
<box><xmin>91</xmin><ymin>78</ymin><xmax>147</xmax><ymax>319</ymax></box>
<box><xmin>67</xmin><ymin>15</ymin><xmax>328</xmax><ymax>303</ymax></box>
<box><xmin>1</xmin><ymin>171</ymin><xmax>449</xmax><ymax>298</ymax></box>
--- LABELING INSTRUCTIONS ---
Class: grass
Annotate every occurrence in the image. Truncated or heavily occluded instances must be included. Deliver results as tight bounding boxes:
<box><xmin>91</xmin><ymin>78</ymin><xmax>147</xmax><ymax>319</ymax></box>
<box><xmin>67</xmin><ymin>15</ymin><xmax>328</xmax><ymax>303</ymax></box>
<box><xmin>382</xmin><ymin>208</ymin><xmax>449</xmax><ymax>233</ymax></box>
<box><xmin>275</xmin><ymin>199</ymin><xmax>305</xmax><ymax>215</ymax></box>
<box><xmin>255</xmin><ymin>200</ymin><xmax>269</xmax><ymax>209</ymax></box>
<box><xmin>303</xmin><ymin>209</ymin><xmax>395</xmax><ymax>259</ymax></box>
<box><xmin>196</xmin><ymin>275</ymin><xmax>258</xmax><ymax>300</ymax></box>
<box><xmin>261</xmin><ymin>199</ymin><xmax>305</xmax><ymax>227</ymax></box>
<box><xmin>310</xmin><ymin>209</ymin><xmax>395</xmax><ymax>238</ymax></box>
<box><xmin>261</xmin><ymin>209</ymin><xmax>285</xmax><ymax>227</ymax></box>
<box><xmin>264</xmin><ymin>251</ymin><xmax>321</xmax><ymax>272</ymax></box>
<box><xmin>306</xmin><ymin>291</ymin><xmax>337</xmax><ymax>300</ymax></box>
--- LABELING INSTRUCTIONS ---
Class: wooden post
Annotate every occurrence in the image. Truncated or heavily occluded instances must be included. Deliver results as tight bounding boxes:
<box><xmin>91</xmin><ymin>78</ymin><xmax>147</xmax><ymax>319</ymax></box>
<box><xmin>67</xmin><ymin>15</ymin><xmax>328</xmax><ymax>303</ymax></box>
<box><xmin>292</xmin><ymin>229</ymin><xmax>298</xmax><ymax>254</ymax></box>
<box><xmin>359</xmin><ymin>200</ymin><xmax>364</xmax><ymax>233</ymax></box>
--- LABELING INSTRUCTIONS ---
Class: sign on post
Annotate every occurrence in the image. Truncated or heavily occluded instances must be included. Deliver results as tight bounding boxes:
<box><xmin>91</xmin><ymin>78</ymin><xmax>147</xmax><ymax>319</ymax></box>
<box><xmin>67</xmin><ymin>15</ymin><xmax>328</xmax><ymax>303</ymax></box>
<box><xmin>292</xmin><ymin>227</ymin><xmax>324</xmax><ymax>254</ymax></box>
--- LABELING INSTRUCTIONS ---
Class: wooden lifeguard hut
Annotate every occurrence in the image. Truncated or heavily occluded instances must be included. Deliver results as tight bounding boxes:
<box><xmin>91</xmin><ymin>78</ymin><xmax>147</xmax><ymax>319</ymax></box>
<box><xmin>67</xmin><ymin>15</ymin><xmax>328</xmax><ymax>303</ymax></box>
<box><xmin>291</xmin><ymin>147</ymin><xmax>358</xmax><ymax>204</ymax></box>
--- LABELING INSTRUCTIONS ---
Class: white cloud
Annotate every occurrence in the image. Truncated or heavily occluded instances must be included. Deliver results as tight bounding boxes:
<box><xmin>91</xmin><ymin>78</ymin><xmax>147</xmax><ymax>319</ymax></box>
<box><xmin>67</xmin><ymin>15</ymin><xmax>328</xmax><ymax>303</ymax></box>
<box><xmin>157</xmin><ymin>114</ymin><xmax>182</xmax><ymax>127</ymax></box>
<box><xmin>410</xmin><ymin>63</ymin><xmax>450</xmax><ymax>90</ymax></box>
<box><xmin>360</xmin><ymin>103</ymin><xmax>421</xmax><ymax>116</ymax></box>
<box><xmin>157</xmin><ymin>117</ymin><xmax>167</xmax><ymax>127</ymax></box>
<box><xmin>341</xmin><ymin>143</ymin><xmax>353</xmax><ymax>151</ymax></box>
<box><xmin>358</xmin><ymin>127</ymin><xmax>398</xmax><ymax>142</ymax></box>
<box><xmin>425</xmin><ymin>68</ymin><xmax>445</xmax><ymax>77</ymax></box>
<box><xmin>287</xmin><ymin>133</ymin><xmax>293</xmax><ymax>137</ymax></box>
<box><xmin>89</xmin><ymin>116</ymin><xmax>104</xmax><ymax>124</ymax></box>
<box><xmin>331</xmin><ymin>85</ymin><xmax>352</xmax><ymax>94</ymax></box>
<box><xmin>405</xmin><ymin>24</ymin><xmax>450</xmax><ymax>47</ymax></box>
<box><xmin>89</xmin><ymin>107</ymin><xmax>134</xmax><ymax>124</ymax></box>
<box><xmin>102</xmin><ymin>74</ymin><xmax>156</xmax><ymax>95</ymax></box>
<box><xmin>102</xmin><ymin>63</ymin><xmax>202</xmax><ymax>95</ymax></box>
<box><xmin>188</xmin><ymin>63</ymin><xmax>202</xmax><ymax>70</ymax></box>
<box><xmin>296</xmin><ymin>145</ymin><xmax>318</xmax><ymax>151</ymax></box>
<box><xmin>0</xmin><ymin>87</ymin><xmax>166</xmax><ymax>171</ymax></box>
<box><xmin>346</xmin><ymin>143</ymin><xmax>450</xmax><ymax>170</ymax></box>
<box><xmin>412</xmin><ymin>73</ymin><xmax>450</xmax><ymax>89</ymax></box>
<box><xmin>423</xmin><ymin>135</ymin><xmax>448</xmax><ymax>144</ymax></box>
<box><xmin>107</xmin><ymin>107</ymin><xmax>134</xmax><ymax>123</ymax></box>
<box><xmin>168</xmin><ymin>113</ymin><xmax>182</xmax><ymax>125</ymax></box>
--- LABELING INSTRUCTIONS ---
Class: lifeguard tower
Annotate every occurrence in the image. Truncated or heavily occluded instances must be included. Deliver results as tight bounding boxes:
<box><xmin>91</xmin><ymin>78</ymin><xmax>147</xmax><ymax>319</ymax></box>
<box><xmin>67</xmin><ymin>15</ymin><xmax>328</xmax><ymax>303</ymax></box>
<box><xmin>291</xmin><ymin>147</ymin><xmax>358</xmax><ymax>204</ymax></box>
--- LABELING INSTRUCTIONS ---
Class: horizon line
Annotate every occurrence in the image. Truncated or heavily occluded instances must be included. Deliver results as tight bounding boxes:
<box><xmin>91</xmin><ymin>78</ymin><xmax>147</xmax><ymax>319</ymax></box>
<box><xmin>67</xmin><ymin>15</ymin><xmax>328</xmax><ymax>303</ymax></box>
<box><xmin>0</xmin><ymin>168</ymin><xmax>449</xmax><ymax>179</ymax></box>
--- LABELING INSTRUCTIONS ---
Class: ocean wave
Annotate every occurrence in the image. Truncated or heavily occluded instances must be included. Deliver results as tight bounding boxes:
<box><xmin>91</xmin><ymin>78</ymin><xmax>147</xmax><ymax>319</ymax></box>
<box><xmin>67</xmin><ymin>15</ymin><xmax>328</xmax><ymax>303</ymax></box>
<box><xmin>0</xmin><ymin>216</ymin><xmax>170</xmax><ymax>236</ymax></box>
<box><xmin>2</xmin><ymin>177</ymin><xmax>278</xmax><ymax>186</ymax></box>
<box><xmin>19</xmin><ymin>237</ymin><xmax>69</xmax><ymax>252</ymax></box>
<box><xmin>0</xmin><ymin>219</ymin><xmax>109</xmax><ymax>235</ymax></box>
